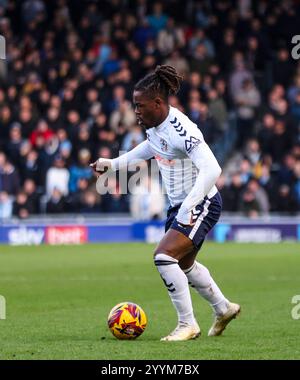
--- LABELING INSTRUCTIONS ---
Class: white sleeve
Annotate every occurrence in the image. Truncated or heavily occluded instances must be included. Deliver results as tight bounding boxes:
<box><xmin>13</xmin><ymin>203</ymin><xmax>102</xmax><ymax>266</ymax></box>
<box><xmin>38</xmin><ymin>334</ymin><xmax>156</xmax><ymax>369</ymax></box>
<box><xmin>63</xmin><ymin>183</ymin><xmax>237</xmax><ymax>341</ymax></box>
<box><xmin>172</xmin><ymin>126</ymin><xmax>221</xmax><ymax>225</ymax></box>
<box><xmin>111</xmin><ymin>140</ymin><xmax>154</xmax><ymax>171</ymax></box>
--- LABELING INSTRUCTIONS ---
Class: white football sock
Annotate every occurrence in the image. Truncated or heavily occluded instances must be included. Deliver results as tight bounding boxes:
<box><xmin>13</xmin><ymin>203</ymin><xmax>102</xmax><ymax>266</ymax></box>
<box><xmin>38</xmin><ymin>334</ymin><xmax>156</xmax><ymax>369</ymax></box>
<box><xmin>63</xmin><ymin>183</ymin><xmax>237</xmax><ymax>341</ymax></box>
<box><xmin>154</xmin><ymin>253</ymin><xmax>196</xmax><ymax>325</ymax></box>
<box><xmin>184</xmin><ymin>261</ymin><xmax>229</xmax><ymax>316</ymax></box>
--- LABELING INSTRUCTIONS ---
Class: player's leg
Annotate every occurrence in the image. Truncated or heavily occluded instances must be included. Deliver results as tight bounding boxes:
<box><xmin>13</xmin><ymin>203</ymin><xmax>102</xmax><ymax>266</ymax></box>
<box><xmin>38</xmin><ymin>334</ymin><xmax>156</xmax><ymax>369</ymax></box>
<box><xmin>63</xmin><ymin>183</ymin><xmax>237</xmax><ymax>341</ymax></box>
<box><xmin>179</xmin><ymin>247</ymin><xmax>230</xmax><ymax>316</ymax></box>
<box><xmin>178</xmin><ymin>191</ymin><xmax>240</xmax><ymax>336</ymax></box>
<box><xmin>154</xmin><ymin>229</ymin><xmax>201</xmax><ymax>341</ymax></box>
<box><xmin>179</xmin><ymin>240</ymin><xmax>240</xmax><ymax>335</ymax></box>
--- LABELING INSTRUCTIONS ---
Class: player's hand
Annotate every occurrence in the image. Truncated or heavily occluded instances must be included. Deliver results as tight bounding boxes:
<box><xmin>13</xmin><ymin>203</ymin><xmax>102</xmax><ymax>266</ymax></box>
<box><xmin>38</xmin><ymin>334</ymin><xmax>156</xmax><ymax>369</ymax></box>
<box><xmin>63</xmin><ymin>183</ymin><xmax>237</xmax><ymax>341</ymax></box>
<box><xmin>89</xmin><ymin>158</ymin><xmax>112</xmax><ymax>176</ymax></box>
<box><xmin>176</xmin><ymin>207</ymin><xmax>196</xmax><ymax>227</ymax></box>
<box><xmin>176</xmin><ymin>218</ymin><xmax>195</xmax><ymax>228</ymax></box>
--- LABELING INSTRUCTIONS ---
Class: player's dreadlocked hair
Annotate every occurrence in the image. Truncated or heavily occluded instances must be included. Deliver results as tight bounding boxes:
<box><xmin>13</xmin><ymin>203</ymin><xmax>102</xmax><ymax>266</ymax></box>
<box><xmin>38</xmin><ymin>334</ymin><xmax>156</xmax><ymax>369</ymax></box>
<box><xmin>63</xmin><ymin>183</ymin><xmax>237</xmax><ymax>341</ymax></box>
<box><xmin>134</xmin><ymin>65</ymin><xmax>183</xmax><ymax>100</ymax></box>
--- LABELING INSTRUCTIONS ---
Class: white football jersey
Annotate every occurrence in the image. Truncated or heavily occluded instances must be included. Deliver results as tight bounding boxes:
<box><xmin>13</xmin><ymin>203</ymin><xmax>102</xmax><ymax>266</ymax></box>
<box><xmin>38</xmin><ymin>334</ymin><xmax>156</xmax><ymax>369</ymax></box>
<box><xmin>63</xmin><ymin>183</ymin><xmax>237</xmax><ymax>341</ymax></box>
<box><xmin>144</xmin><ymin>106</ymin><xmax>218</xmax><ymax>207</ymax></box>
<box><xmin>111</xmin><ymin>106</ymin><xmax>220</xmax><ymax>224</ymax></box>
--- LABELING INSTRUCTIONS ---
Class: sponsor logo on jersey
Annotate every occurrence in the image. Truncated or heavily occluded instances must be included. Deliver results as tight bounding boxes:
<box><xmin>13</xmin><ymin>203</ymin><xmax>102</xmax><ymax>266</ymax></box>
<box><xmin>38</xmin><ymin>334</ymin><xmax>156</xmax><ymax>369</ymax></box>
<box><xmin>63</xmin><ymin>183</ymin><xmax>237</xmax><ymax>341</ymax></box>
<box><xmin>185</xmin><ymin>136</ymin><xmax>201</xmax><ymax>153</ymax></box>
<box><xmin>155</xmin><ymin>155</ymin><xmax>175</xmax><ymax>166</ymax></box>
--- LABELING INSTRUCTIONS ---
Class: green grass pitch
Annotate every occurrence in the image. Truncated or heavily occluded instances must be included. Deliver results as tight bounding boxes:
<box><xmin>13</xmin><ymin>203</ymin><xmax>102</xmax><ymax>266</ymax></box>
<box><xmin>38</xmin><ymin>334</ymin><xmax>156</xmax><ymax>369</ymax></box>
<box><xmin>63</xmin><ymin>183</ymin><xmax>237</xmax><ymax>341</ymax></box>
<box><xmin>0</xmin><ymin>242</ymin><xmax>299</xmax><ymax>360</ymax></box>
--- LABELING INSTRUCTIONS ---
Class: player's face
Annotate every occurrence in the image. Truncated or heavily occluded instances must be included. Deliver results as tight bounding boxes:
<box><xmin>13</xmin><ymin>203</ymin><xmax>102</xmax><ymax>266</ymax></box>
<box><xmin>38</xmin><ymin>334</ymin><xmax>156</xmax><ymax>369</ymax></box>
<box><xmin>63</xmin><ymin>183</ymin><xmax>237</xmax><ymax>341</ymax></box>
<box><xmin>133</xmin><ymin>90</ymin><xmax>163</xmax><ymax>130</ymax></box>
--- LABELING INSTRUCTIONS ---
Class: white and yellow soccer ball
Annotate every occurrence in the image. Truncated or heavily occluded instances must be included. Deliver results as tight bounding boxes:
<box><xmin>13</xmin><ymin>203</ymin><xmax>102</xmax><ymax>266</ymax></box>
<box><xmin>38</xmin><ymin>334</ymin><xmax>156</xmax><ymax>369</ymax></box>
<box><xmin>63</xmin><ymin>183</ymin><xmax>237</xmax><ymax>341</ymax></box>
<box><xmin>107</xmin><ymin>302</ymin><xmax>147</xmax><ymax>340</ymax></box>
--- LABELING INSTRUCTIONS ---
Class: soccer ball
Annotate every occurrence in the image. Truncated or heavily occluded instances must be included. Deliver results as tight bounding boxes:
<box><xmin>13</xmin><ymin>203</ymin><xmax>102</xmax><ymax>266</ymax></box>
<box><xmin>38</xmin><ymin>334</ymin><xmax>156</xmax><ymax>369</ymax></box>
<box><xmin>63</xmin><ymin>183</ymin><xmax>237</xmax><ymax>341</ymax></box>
<box><xmin>107</xmin><ymin>302</ymin><xmax>147</xmax><ymax>340</ymax></box>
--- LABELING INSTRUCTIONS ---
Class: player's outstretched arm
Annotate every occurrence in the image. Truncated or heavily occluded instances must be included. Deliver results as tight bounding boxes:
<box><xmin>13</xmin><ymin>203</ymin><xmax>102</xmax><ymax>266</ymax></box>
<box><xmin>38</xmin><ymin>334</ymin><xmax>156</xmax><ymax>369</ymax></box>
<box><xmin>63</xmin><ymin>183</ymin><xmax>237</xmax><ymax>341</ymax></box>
<box><xmin>90</xmin><ymin>140</ymin><xmax>153</xmax><ymax>175</ymax></box>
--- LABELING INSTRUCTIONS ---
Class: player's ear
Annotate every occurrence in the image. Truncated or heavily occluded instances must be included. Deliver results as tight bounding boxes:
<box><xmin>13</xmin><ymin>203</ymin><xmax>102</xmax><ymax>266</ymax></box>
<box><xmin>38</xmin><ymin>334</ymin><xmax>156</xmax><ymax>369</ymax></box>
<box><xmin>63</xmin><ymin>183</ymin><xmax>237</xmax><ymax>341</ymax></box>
<box><xmin>154</xmin><ymin>97</ymin><xmax>163</xmax><ymax>108</ymax></box>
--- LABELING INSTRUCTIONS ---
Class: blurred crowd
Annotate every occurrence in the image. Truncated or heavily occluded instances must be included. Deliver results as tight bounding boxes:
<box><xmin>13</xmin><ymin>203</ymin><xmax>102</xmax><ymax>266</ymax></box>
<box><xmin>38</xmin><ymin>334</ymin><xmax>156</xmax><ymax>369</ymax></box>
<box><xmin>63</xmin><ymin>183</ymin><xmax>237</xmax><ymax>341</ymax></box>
<box><xmin>0</xmin><ymin>0</ymin><xmax>300</xmax><ymax>219</ymax></box>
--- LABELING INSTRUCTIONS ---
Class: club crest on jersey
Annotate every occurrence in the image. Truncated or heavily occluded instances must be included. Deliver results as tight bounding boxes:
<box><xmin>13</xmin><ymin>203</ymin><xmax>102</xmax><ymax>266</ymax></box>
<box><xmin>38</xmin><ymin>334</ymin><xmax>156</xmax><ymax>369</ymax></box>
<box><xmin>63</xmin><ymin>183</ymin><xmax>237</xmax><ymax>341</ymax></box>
<box><xmin>160</xmin><ymin>138</ymin><xmax>168</xmax><ymax>152</ymax></box>
<box><xmin>185</xmin><ymin>136</ymin><xmax>201</xmax><ymax>153</ymax></box>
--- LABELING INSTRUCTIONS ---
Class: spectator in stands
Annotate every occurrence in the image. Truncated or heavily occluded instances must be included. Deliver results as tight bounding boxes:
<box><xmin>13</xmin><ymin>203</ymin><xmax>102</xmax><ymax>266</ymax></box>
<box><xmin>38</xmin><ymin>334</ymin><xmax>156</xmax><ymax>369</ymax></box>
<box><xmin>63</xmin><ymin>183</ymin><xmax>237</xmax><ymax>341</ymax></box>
<box><xmin>272</xmin><ymin>48</ymin><xmax>294</xmax><ymax>87</ymax></box>
<box><xmin>275</xmin><ymin>184</ymin><xmax>298</xmax><ymax>214</ymax></box>
<box><xmin>269</xmin><ymin>120</ymin><xmax>292</xmax><ymax>164</ymax></box>
<box><xmin>13</xmin><ymin>191</ymin><xmax>31</xmax><ymax>219</ymax></box>
<box><xmin>229</xmin><ymin>54</ymin><xmax>253</xmax><ymax>99</ymax></box>
<box><xmin>247</xmin><ymin>178</ymin><xmax>270</xmax><ymax>214</ymax></box>
<box><xmin>73</xmin><ymin>123</ymin><xmax>93</xmax><ymax>154</ymax></box>
<box><xmin>258</xmin><ymin>113</ymin><xmax>276</xmax><ymax>155</ymax></box>
<box><xmin>207</xmin><ymin>88</ymin><xmax>228</xmax><ymax>132</ymax></box>
<box><xmin>218</xmin><ymin>28</ymin><xmax>236</xmax><ymax>73</ymax></box>
<box><xmin>0</xmin><ymin>191</ymin><xmax>13</xmax><ymax>219</ymax></box>
<box><xmin>46</xmin><ymin>107</ymin><xmax>64</xmax><ymax>131</ymax></box>
<box><xmin>164</xmin><ymin>50</ymin><xmax>190</xmax><ymax>78</ymax></box>
<box><xmin>121</xmin><ymin>125</ymin><xmax>145</xmax><ymax>152</ymax></box>
<box><xmin>6</xmin><ymin>122</ymin><xmax>24</xmax><ymax>168</ymax></box>
<box><xmin>23</xmin><ymin>179</ymin><xmax>40</xmax><ymax>214</ymax></box>
<box><xmin>226</xmin><ymin>173</ymin><xmax>245</xmax><ymax>212</ymax></box>
<box><xmin>0</xmin><ymin>105</ymin><xmax>13</xmax><ymax>150</ymax></box>
<box><xmin>66</xmin><ymin>178</ymin><xmax>89</xmax><ymax>212</ymax></box>
<box><xmin>21</xmin><ymin>148</ymin><xmax>40</xmax><ymax>185</ymax></box>
<box><xmin>101</xmin><ymin>178</ymin><xmax>129</xmax><ymax>213</ymax></box>
<box><xmin>258</xmin><ymin>164</ymin><xmax>277</xmax><ymax>211</ymax></box>
<box><xmin>56</xmin><ymin>128</ymin><xmax>72</xmax><ymax>164</ymax></box>
<box><xmin>69</xmin><ymin>149</ymin><xmax>93</xmax><ymax>193</ymax></box>
<box><xmin>239</xmin><ymin>158</ymin><xmax>252</xmax><ymax>185</ymax></box>
<box><xmin>290</xmin><ymin>91</ymin><xmax>300</xmax><ymax>123</ymax></box>
<box><xmin>195</xmin><ymin>103</ymin><xmax>220</xmax><ymax>145</ymax></box>
<box><xmin>130</xmin><ymin>174</ymin><xmax>165</xmax><ymax>220</ymax></box>
<box><xmin>18</xmin><ymin>107</ymin><xmax>36</xmax><ymax>139</ymax></box>
<box><xmin>278</xmin><ymin>154</ymin><xmax>296</xmax><ymax>186</ymax></box>
<box><xmin>109</xmin><ymin>100</ymin><xmax>136</xmax><ymax>132</ymax></box>
<box><xmin>189</xmin><ymin>28</ymin><xmax>215</xmax><ymax>59</ymax></box>
<box><xmin>234</xmin><ymin>79</ymin><xmax>261</xmax><ymax>147</ymax></box>
<box><xmin>46</xmin><ymin>188</ymin><xmax>66</xmax><ymax>214</ymax></box>
<box><xmin>244</xmin><ymin>139</ymin><xmax>262</xmax><ymax>166</ymax></box>
<box><xmin>0</xmin><ymin>152</ymin><xmax>20</xmax><ymax>195</ymax></box>
<box><xmin>287</xmin><ymin>75</ymin><xmax>300</xmax><ymax>104</ymax></box>
<box><xmin>190</xmin><ymin>43</ymin><xmax>213</xmax><ymax>76</ymax></box>
<box><xmin>79</xmin><ymin>190</ymin><xmax>101</xmax><ymax>214</ymax></box>
<box><xmin>157</xmin><ymin>18</ymin><xmax>185</xmax><ymax>57</ymax></box>
<box><xmin>46</xmin><ymin>154</ymin><xmax>69</xmax><ymax>198</ymax></box>
<box><xmin>30</xmin><ymin>119</ymin><xmax>54</xmax><ymax>149</ymax></box>
<box><xmin>147</xmin><ymin>2</ymin><xmax>168</xmax><ymax>35</ymax></box>
<box><xmin>239</xmin><ymin>189</ymin><xmax>261</xmax><ymax>218</ymax></box>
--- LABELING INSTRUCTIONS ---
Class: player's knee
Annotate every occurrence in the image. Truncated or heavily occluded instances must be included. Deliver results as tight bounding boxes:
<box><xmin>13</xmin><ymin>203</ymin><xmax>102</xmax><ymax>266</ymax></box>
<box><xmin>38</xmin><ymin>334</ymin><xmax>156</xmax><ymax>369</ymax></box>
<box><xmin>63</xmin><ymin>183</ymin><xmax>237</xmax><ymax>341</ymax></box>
<box><xmin>153</xmin><ymin>247</ymin><xmax>175</xmax><ymax>260</ymax></box>
<box><xmin>153</xmin><ymin>252</ymin><xmax>178</xmax><ymax>273</ymax></box>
